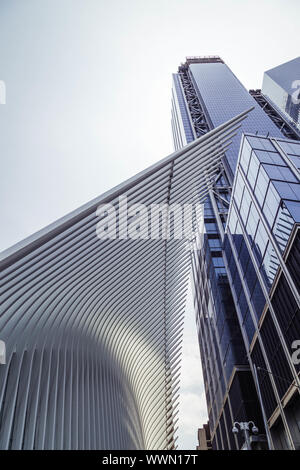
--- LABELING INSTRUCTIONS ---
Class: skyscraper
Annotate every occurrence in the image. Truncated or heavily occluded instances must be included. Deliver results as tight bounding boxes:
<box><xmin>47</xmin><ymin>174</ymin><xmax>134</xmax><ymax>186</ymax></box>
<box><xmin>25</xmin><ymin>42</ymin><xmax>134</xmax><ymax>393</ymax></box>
<box><xmin>262</xmin><ymin>57</ymin><xmax>300</xmax><ymax>131</ymax></box>
<box><xmin>172</xmin><ymin>56</ymin><xmax>300</xmax><ymax>449</ymax></box>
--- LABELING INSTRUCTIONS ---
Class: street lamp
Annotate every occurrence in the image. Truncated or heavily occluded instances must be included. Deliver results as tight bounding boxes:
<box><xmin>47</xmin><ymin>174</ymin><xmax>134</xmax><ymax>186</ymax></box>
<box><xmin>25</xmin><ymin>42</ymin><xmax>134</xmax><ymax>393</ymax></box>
<box><xmin>232</xmin><ymin>421</ymin><xmax>258</xmax><ymax>450</ymax></box>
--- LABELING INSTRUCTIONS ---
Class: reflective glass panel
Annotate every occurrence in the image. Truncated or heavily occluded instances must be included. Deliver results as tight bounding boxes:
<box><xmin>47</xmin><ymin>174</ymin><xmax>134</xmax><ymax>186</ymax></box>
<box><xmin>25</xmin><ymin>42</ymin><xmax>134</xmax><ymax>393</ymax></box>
<box><xmin>253</xmin><ymin>149</ymin><xmax>285</xmax><ymax>166</ymax></box>
<box><xmin>247</xmin><ymin>152</ymin><xmax>260</xmax><ymax>189</ymax></box>
<box><xmin>234</xmin><ymin>171</ymin><xmax>245</xmax><ymax>209</ymax></box>
<box><xmin>251</xmin><ymin>279</ymin><xmax>266</xmax><ymax>321</ymax></box>
<box><xmin>240</xmin><ymin>139</ymin><xmax>252</xmax><ymax>174</ymax></box>
<box><xmin>254</xmin><ymin>165</ymin><xmax>269</xmax><ymax>208</ymax></box>
<box><xmin>283</xmin><ymin>200</ymin><xmax>300</xmax><ymax>223</ymax></box>
<box><xmin>246</xmin><ymin>202</ymin><xmax>259</xmax><ymax>245</ymax></box>
<box><xmin>260</xmin><ymin>240</ymin><xmax>280</xmax><ymax>290</ymax></box>
<box><xmin>262</xmin><ymin>164</ymin><xmax>298</xmax><ymax>183</ymax></box>
<box><xmin>273</xmin><ymin>203</ymin><xmax>294</xmax><ymax>253</ymax></box>
<box><xmin>262</xmin><ymin>183</ymin><xmax>280</xmax><ymax>229</ymax></box>
<box><xmin>243</xmin><ymin>308</ymin><xmax>256</xmax><ymax>344</ymax></box>
<box><xmin>273</xmin><ymin>181</ymin><xmax>300</xmax><ymax>201</ymax></box>
<box><xmin>240</xmin><ymin>186</ymin><xmax>252</xmax><ymax>224</ymax></box>
<box><xmin>253</xmin><ymin>221</ymin><xmax>268</xmax><ymax>266</ymax></box>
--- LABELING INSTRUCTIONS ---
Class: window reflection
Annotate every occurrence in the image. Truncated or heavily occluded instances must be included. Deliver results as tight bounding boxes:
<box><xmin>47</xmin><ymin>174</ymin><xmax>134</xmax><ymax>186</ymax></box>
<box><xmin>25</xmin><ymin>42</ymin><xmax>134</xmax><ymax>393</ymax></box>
<box><xmin>277</xmin><ymin>140</ymin><xmax>300</xmax><ymax>156</ymax></box>
<box><xmin>246</xmin><ymin>136</ymin><xmax>274</xmax><ymax>151</ymax></box>
<box><xmin>246</xmin><ymin>202</ymin><xmax>259</xmax><ymax>245</ymax></box>
<box><xmin>234</xmin><ymin>171</ymin><xmax>245</xmax><ymax>209</ymax></box>
<box><xmin>240</xmin><ymin>186</ymin><xmax>252</xmax><ymax>223</ymax></box>
<box><xmin>273</xmin><ymin>181</ymin><xmax>300</xmax><ymax>200</ymax></box>
<box><xmin>253</xmin><ymin>221</ymin><xmax>268</xmax><ymax>266</ymax></box>
<box><xmin>254</xmin><ymin>150</ymin><xmax>285</xmax><ymax>166</ymax></box>
<box><xmin>247</xmin><ymin>152</ymin><xmax>259</xmax><ymax>189</ymax></box>
<box><xmin>262</xmin><ymin>183</ymin><xmax>280</xmax><ymax>229</ymax></box>
<box><xmin>232</xmin><ymin>221</ymin><xmax>243</xmax><ymax>256</ymax></box>
<box><xmin>287</xmin><ymin>154</ymin><xmax>300</xmax><ymax>170</ymax></box>
<box><xmin>254</xmin><ymin>165</ymin><xmax>269</xmax><ymax>207</ymax></box>
<box><xmin>260</xmin><ymin>240</ymin><xmax>280</xmax><ymax>290</ymax></box>
<box><xmin>240</xmin><ymin>139</ymin><xmax>252</xmax><ymax>174</ymax></box>
<box><xmin>262</xmin><ymin>164</ymin><xmax>298</xmax><ymax>183</ymax></box>
<box><xmin>251</xmin><ymin>279</ymin><xmax>266</xmax><ymax>320</ymax></box>
<box><xmin>228</xmin><ymin>205</ymin><xmax>237</xmax><ymax>234</ymax></box>
<box><xmin>273</xmin><ymin>203</ymin><xmax>294</xmax><ymax>253</ymax></box>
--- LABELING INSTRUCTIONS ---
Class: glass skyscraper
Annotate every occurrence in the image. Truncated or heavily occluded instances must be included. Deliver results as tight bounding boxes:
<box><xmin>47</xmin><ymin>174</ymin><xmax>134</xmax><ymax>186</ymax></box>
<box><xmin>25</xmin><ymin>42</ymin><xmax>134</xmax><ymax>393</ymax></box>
<box><xmin>262</xmin><ymin>57</ymin><xmax>300</xmax><ymax>131</ymax></box>
<box><xmin>172</xmin><ymin>56</ymin><xmax>300</xmax><ymax>449</ymax></box>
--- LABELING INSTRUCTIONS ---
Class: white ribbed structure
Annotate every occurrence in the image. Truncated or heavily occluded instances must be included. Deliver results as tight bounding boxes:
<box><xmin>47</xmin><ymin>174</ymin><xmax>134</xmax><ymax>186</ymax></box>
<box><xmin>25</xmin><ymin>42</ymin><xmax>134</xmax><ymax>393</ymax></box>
<box><xmin>0</xmin><ymin>109</ymin><xmax>251</xmax><ymax>449</ymax></box>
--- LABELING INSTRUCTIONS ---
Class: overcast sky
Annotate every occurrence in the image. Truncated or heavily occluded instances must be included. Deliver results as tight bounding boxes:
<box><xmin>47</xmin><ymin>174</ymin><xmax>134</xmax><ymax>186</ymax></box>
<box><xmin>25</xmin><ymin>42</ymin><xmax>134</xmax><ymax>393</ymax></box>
<box><xmin>0</xmin><ymin>0</ymin><xmax>299</xmax><ymax>450</ymax></box>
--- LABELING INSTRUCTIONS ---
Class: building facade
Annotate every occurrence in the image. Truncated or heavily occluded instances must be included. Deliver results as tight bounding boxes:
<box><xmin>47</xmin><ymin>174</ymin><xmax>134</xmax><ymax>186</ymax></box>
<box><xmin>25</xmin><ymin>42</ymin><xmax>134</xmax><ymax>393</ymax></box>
<box><xmin>172</xmin><ymin>56</ymin><xmax>300</xmax><ymax>449</ymax></box>
<box><xmin>196</xmin><ymin>422</ymin><xmax>212</xmax><ymax>450</ymax></box>
<box><xmin>225</xmin><ymin>134</ymin><xmax>300</xmax><ymax>449</ymax></box>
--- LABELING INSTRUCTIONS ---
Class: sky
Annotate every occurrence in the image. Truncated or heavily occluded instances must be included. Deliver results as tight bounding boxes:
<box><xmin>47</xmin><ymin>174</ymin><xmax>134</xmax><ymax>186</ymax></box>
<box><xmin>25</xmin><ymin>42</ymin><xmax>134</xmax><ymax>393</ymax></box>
<box><xmin>0</xmin><ymin>0</ymin><xmax>299</xmax><ymax>450</ymax></box>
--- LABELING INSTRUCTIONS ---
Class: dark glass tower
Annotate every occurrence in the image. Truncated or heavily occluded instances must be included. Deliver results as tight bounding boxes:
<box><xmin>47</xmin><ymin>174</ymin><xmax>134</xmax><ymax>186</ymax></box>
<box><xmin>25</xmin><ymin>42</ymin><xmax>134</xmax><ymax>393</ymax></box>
<box><xmin>172</xmin><ymin>56</ymin><xmax>300</xmax><ymax>449</ymax></box>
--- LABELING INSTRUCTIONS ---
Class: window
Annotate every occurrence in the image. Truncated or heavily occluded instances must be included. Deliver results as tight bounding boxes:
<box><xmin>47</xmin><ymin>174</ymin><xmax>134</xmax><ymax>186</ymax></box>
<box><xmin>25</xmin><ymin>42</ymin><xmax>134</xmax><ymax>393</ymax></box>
<box><xmin>260</xmin><ymin>241</ymin><xmax>280</xmax><ymax>290</ymax></box>
<box><xmin>243</xmin><ymin>308</ymin><xmax>256</xmax><ymax>343</ymax></box>
<box><xmin>262</xmin><ymin>164</ymin><xmax>298</xmax><ymax>183</ymax></box>
<box><xmin>228</xmin><ymin>205</ymin><xmax>237</xmax><ymax>234</ymax></box>
<box><xmin>273</xmin><ymin>181</ymin><xmax>300</xmax><ymax>201</ymax></box>
<box><xmin>262</xmin><ymin>183</ymin><xmax>280</xmax><ymax>228</ymax></box>
<box><xmin>244</xmin><ymin>256</ymin><xmax>257</xmax><ymax>296</ymax></box>
<box><xmin>208</xmin><ymin>238</ymin><xmax>222</xmax><ymax>249</ymax></box>
<box><xmin>246</xmin><ymin>203</ymin><xmax>259</xmax><ymax>244</ymax></box>
<box><xmin>254</xmin><ymin>165</ymin><xmax>269</xmax><ymax>207</ymax></box>
<box><xmin>278</xmin><ymin>140</ymin><xmax>300</xmax><ymax>156</ymax></box>
<box><xmin>246</xmin><ymin>136</ymin><xmax>274</xmax><ymax>151</ymax></box>
<box><xmin>273</xmin><ymin>204</ymin><xmax>294</xmax><ymax>253</ymax></box>
<box><xmin>247</xmin><ymin>152</ymin><xmax>260</xmax><ymax>189</ymax></box>
<box><xmin>254</xmin><ymin>149</ymin><xmax>285</xmax><ymax>166</ymax></box>
<box><xmin>240</xmin><ymin>140</ymin><xmax>252</xmax><ymax>174</ymax></box>
<box><xmin>284</xmin><ymin>200</ymin><xmax>300</xmax><ymax>223</ymax></box>
<box><xmin>253</xmin><ymin>221</ymin><xmax>268</xmax><ymax>266</ymax></box>
<box><xmin>233</xmin><ymin>171</ymin><xmax>245</xmax><ymax>210</ymax></box>
<box><xmin>287</xmin><ymin>154</ymin><xmax>300</xmax><ymax>169</ymax></box>
<box><xmin>240</xmin><ymin>186</ymin><xmax>252</xmax><ymax>224</ymax></box>
<box><xmin>251</xmin><ymin>279</ymin><xmax>266</xmax><ymax>321</ymax></box>
<box><xmin>232</xmin><ymin>221</ymin><xmax>243</xmax><ymax>256</ymax></box>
